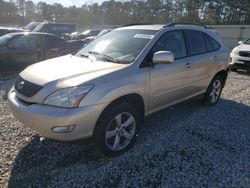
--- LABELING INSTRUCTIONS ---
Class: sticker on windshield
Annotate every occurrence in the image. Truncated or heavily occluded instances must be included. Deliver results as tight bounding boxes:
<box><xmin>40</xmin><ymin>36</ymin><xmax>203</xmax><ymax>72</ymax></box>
<box><xmin>134</xmin><ymin>34</ymin><xmax>154</xmax><ymax>40</ymax></box>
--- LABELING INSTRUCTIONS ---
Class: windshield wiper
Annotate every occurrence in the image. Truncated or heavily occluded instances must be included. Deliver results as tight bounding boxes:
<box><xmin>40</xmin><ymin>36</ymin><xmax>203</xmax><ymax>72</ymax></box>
<box><xmin>88</xmin><ymin>51</ymin><xmax>122</xmax><ymax>64</ymax></box>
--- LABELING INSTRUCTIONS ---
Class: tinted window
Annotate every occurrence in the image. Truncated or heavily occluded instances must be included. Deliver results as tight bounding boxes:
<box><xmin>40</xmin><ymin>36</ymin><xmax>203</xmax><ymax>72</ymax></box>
<box><xmin>204</xmin><ymin>34</ymin><xmax>214</xmax><ymax>52</ymax></box>
<box><xmin>43</xmin><ymin>35</ymin><xmax>64</xmax><ymax>48</ymax></box>
<box><xmin>9</xmin><ymin>35</ymin><xmax>38</xmax><ymax>49</ymax></box>
<box><xmin>186</xmin><ymin>30</ymin><xmax>206</xmax><ymax>56</ymax></box>
<box><xmin>151</xmin><ymin>30</ymin><xmax>187</xmax><ymax>59</ymax></box>
<box><xmin>208</xmin><ymin>35</ymin><xmax>220</xmax><ymax>50</ymax></box>
<box><xmin>35</xmin><ymin>24</ymin><xmax>76</xmax><ymax>34</ymax></box>
<box><xmin>204</xmin><ymin>34</ymin><xmax>221</xmax><ymax>52</ymax></box>
<box><xmin>27</xmin><ymin>36</ymin><xmax>39</xmax><ymax>49</ymax></box>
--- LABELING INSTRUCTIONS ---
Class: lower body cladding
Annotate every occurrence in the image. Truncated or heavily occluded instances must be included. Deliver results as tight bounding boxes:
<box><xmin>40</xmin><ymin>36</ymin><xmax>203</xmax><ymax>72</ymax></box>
<box><xmin>8</xmin><ymin>91</ymin><xmax>106</xmax><ymax>141</ymax></box>
<box><xmin>230</xmin><ymin>56</ymin><xmax>250</xmax><ymax>72</ymax></box>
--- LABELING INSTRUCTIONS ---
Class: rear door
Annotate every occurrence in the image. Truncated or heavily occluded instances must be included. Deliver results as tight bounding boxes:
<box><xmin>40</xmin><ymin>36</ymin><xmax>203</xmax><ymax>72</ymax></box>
<box><xmin>148</xmin><ymin>30</ymin><xmax>194</xmax><ymax>112</ymax></box>
<box><xmin>42</xmin><ymin>35</ymin><xmax>67</xmax><ymax>59</ymax></box>
<box><xmin>184</xmin><ymin>30</ymin><xmax>219</xmax><ymax>93</ymax></box>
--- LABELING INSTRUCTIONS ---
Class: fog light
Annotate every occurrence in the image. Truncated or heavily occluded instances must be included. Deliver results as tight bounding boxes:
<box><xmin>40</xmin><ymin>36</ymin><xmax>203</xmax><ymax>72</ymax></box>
<box><xmin>51</xmin><ymin>125</ymin><xmax>75</xmax><ymax>133</ymax></box>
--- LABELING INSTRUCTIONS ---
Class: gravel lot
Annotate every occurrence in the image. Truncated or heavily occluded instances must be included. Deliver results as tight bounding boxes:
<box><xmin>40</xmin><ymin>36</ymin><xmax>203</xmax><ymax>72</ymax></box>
<box><xmin>0</xmin><ymin>72</ymin><xmax>250</xmax><ymax>188</ymax></box>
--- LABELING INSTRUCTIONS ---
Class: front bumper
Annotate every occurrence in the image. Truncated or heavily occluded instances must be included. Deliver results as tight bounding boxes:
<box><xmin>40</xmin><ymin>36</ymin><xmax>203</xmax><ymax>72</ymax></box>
<box><xmin>230</xmin><ymin>56</ymin><xmax>250</xmax><ymax>71</ymax></box>
<box><xmin>8</xmin><ymin>90</ymin><xmax>106</xmax><ymax>141</ymax></box>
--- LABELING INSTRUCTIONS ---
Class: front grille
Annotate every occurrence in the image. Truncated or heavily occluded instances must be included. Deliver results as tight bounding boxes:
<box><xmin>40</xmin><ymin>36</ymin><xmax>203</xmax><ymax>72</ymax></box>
<box><xmin>239</xmin><ymin>51</ymin><xmax>250</xmax><ymax>57</ymax></box>
<box><xmin>15</xmin><ymin>76</ymin><xmax>42</xmax><ymax>98</ymax></box>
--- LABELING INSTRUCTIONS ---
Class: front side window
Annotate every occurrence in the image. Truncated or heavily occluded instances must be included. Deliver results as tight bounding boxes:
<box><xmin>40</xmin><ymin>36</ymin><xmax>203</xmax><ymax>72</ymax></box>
<box><xmin>8</xmin><ymin>36</ymin><xmax>31</xmax><ymax>49</ymax></box>
<box><xmin>76</xmin><ymin>29</ymin><xmax>157</xmax><ymax>64</ymax></box>
<box><xmin>8</xmin><ymin>35</ymin><xmax>39</xmax><ymax>50</ymax></box>
<box><xmin>150</xmin><ymin>30</ymin><xmax>187</xmax><ymax>59</ymax></box>
<box><xmin>186</xmin><ymin>30</ymin><xmax>206</xmax><ymax>56</ymax></box>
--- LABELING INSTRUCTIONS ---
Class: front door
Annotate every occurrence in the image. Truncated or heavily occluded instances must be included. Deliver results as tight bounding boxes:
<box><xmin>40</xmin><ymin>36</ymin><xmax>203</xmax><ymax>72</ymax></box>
<box><xmin>148</xmin><ymin>30</ymin><xmax>194</xmax><ymax>113</ymax></box>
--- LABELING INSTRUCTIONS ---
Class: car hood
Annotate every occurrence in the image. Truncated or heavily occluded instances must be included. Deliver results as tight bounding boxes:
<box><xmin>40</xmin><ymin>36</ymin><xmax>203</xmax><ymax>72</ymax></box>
<box><xmin>20</xmin><ymin>55</ymin><xmax>128</xmax><ymax>86</ymax></box>
<box><xmin>234</xmin><ymin>44</ymin><xmax>250</xmax><ymax>51</ymax></box>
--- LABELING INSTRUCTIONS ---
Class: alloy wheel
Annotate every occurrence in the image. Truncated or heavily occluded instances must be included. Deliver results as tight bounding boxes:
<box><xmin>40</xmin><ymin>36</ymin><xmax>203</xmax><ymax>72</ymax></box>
<box><xmin>105</xmin><ymin>112</ymin><xmax>136</xmax><ymax>151</ymax></box>
<box><xmin>210</xmin><ymin>79</ymin><xmax>222</xmax><ymax>103</ymax></box>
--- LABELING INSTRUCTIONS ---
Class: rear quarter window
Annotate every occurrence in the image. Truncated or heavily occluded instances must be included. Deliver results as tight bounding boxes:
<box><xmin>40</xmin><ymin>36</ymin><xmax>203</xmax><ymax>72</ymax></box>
<box><xmin>204</xmin><ymin>34</ymin><xmax>221</xmax><ymax>52</ymax></box>
<box><xmin>208</xmin><ymin>35</ymin><xmax>220</xmax><ymax>50</ymax></box>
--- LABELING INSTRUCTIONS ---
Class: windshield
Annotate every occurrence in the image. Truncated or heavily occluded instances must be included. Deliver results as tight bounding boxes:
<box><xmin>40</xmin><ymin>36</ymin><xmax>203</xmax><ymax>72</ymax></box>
<box><xmin>97</xmin><ymin>30</ymin><xmax>110</xmax><ymax>38</ymax></box>
<box><xmin>33</xmin><ymin>23</ymin><xmax>45</xmax><ymax>32</ymax></box>
<box><xmin>244</xmin><ymin>38</ymin><xmax>250</xmax><ymax>45</ymax></box>
<box><xmin>76</xmin><ymin>29</ymin><xmax>156</xmax><ymax>64</ymax></box>
<box><xmin>26</xmin><ymin>22</ymin><xmax>39</xmax><ymax>30</ymax></box>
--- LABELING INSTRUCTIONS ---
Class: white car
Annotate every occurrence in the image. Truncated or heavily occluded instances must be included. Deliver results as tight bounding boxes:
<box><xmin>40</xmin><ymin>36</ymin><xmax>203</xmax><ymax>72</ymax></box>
<box><xmin>230</xmin><ymin>39</ymin><xmax>250</xmax><ymax>72</ymax></box>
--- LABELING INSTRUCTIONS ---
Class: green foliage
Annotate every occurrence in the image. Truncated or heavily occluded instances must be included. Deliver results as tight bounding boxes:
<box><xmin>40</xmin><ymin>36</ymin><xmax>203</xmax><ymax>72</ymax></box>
<box><xmin>0</xmin><ymin>0</ymin><xmax>250</xmax><ymax>26</ymax></box>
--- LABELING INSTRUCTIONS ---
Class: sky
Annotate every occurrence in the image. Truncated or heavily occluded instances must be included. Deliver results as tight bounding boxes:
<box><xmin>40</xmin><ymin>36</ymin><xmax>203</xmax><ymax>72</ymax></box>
<box><xmin>32</xmin><ymin>0</ymin><xmax>105</xmax><ymax>7</ymax></box>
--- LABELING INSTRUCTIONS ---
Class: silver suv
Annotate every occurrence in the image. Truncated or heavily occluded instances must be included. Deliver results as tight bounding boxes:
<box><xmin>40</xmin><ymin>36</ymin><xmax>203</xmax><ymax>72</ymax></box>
<box><xmin>8</xmin><ymin>23</ymin><xmax>230</xmax><ymax>156</ymax></box>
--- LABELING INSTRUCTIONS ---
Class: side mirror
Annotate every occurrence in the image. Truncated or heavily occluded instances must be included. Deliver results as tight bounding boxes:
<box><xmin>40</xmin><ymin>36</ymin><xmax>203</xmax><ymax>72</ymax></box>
<box><xmin>153</xmin><ymin>51</ymin><xmax>174</xmax><ymax>64</ymax></box>
<box><xmin>238</xmin><ymin>41</ymin><xmax>243</xmax><ymax>45</ymax></box>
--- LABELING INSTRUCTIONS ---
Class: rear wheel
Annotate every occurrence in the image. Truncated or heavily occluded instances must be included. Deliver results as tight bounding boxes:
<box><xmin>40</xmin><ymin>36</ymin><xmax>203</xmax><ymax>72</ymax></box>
<box><xmin>93</xmin><ymin>102</ymin><xmax>140</xmax><ymax>157</ymax></box>
<box><xmin>203</xmin><ymin>75</ymin><xmax>223</xmax><ymax>106</ymax></box>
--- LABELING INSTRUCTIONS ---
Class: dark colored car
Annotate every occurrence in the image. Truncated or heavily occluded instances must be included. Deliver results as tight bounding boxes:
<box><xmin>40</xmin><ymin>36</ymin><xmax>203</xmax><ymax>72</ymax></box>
<box><xmin>84</xmin><ymin>29</ymin><xmax>111</xmax><ymax>42</ymax></box>
<box><xmin>69</xmin><ymin>29</ymin><xmax>102</xmax><ymax>40</ymax></box>
<box><xmin>33</xmin><ymin>22</ymin><xmax>76</xmax><ymax>37</ymax></box>
<box><xmin>24</xmin><ymin>22</ymin><xmax>41</xmax><ymax>31</ymax></box>
<box><xmin>66</xmin><ymin>29</ymin><xmax>112</xmax><ymax>47</ymax></box>
<box><xmin>0</xmin><ymin>27</ymin><xmax>27</xmax><ymax>37</ymax></box>
<box><xmin>0</xmin><ymin>32</ymin><xmax>85</xmax><ymax>72</ymax></box>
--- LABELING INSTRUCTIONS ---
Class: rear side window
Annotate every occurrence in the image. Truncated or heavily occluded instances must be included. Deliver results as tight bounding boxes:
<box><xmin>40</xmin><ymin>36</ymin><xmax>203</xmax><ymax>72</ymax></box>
<box><xmin>204</xmin><ymin>34</ymin><xmax>214</xmax><ymax>52</ymax></box>
<box><xmin>43</xmin><ymin>35</ymin><xmax>64</xmax><ymax>48</ymax></box>
<box><xmin>186</xmin><ymin>30</ymin><xmax>206</xmax><ymax>56</ymax></box>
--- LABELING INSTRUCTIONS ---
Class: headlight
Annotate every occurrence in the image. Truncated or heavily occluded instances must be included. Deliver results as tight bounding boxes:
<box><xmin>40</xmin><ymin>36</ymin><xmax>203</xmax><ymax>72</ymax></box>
<box><xmin>44</xmin><ymin>85</ymin><xmax>94</xmax><ymax>108</ymax></box>
<box><xmin>231</xmin><ymin>49</ymin><xmax>239</xmax><ymax>56</ymax></box>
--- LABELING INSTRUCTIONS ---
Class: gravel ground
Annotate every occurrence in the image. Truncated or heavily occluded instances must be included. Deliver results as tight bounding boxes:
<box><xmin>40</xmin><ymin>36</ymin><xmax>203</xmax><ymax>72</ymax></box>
<box><xmin>0</xmin><ymin>72</ymin><xmax>250</xmax><ymax>188</ymax></box>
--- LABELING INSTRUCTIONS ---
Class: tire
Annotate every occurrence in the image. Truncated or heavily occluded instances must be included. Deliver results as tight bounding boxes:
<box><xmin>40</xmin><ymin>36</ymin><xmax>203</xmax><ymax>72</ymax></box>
<box><xmin>93</xmin><ymin>102</ymin><xmax>140</xmax><ymax>157</ymax></box>
<box><xmin>202</xmin><ymin>75</ymin><xmax>223</xmax><ymax>106</ymax></box>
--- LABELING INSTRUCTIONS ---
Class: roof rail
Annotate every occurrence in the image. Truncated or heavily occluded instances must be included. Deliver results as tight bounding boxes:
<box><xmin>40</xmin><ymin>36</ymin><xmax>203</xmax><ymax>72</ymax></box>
<box><xmin>163</xmin><ymin>22</ymin><xmax>209</xmax><ymax>29</ymax></box>
<box><xmin>122</xmin><ymin>23</ymin><xmax>154</xmax><ymax>27</ymax></box>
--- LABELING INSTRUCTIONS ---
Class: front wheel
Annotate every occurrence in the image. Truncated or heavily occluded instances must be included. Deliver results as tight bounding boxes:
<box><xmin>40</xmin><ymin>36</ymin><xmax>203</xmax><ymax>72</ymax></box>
<box><xmin>93</xmin><ymin>102</ymin><xmax>140</xmax><ymax>157</ymax></box>
<box><xmin>203</xmin><ymin>75</ymin><xmax>223</xmax><ymax>106</ymax></box>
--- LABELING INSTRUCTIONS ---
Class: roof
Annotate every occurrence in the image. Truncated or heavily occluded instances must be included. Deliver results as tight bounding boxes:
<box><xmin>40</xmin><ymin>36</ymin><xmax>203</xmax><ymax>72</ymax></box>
<box><xmin>118</xmin><ymin>23</ymin><xmax>210</xmax><ymax>31</ymax></box>
<box><xmin>118</xmin><ymin>24</ymin><xmax>164</xmax><ymax>31</ymax></box>
<box><xmin>4</xmin><ymin>32</ymin><xmax>58</xmax><ymax>37</ymax></box>
<box><xmin>0</xmin><ymin>27</ymin><xmax>26</xmax><ymax>31</ymax></box>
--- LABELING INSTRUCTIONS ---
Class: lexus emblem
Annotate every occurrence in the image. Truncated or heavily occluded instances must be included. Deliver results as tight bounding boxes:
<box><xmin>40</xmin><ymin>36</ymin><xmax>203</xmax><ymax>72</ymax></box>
<box><xmin>18</xmin><ymin>81</ymin><xmax>25</xmax><ymax>90</ymax></box>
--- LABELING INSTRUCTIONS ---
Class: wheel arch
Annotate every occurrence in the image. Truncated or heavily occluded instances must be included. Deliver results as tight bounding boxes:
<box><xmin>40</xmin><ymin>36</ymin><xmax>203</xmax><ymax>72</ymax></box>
<box><xmin>99</xmin><ymin>93</ymin><xmax>145</xmax><ymax>124</ymax></box>
<box><xmin>213</xmin><ymin>69</ymin><xmax>228</xmax><ymax>87</ymax></box>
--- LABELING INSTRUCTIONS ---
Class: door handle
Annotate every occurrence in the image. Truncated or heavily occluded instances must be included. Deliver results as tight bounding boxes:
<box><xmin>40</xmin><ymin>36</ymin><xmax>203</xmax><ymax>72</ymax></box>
<box><xmin>185</xmin><ymin>62</ymin><xmax>192</xmax><ymax>68</ymax></box>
